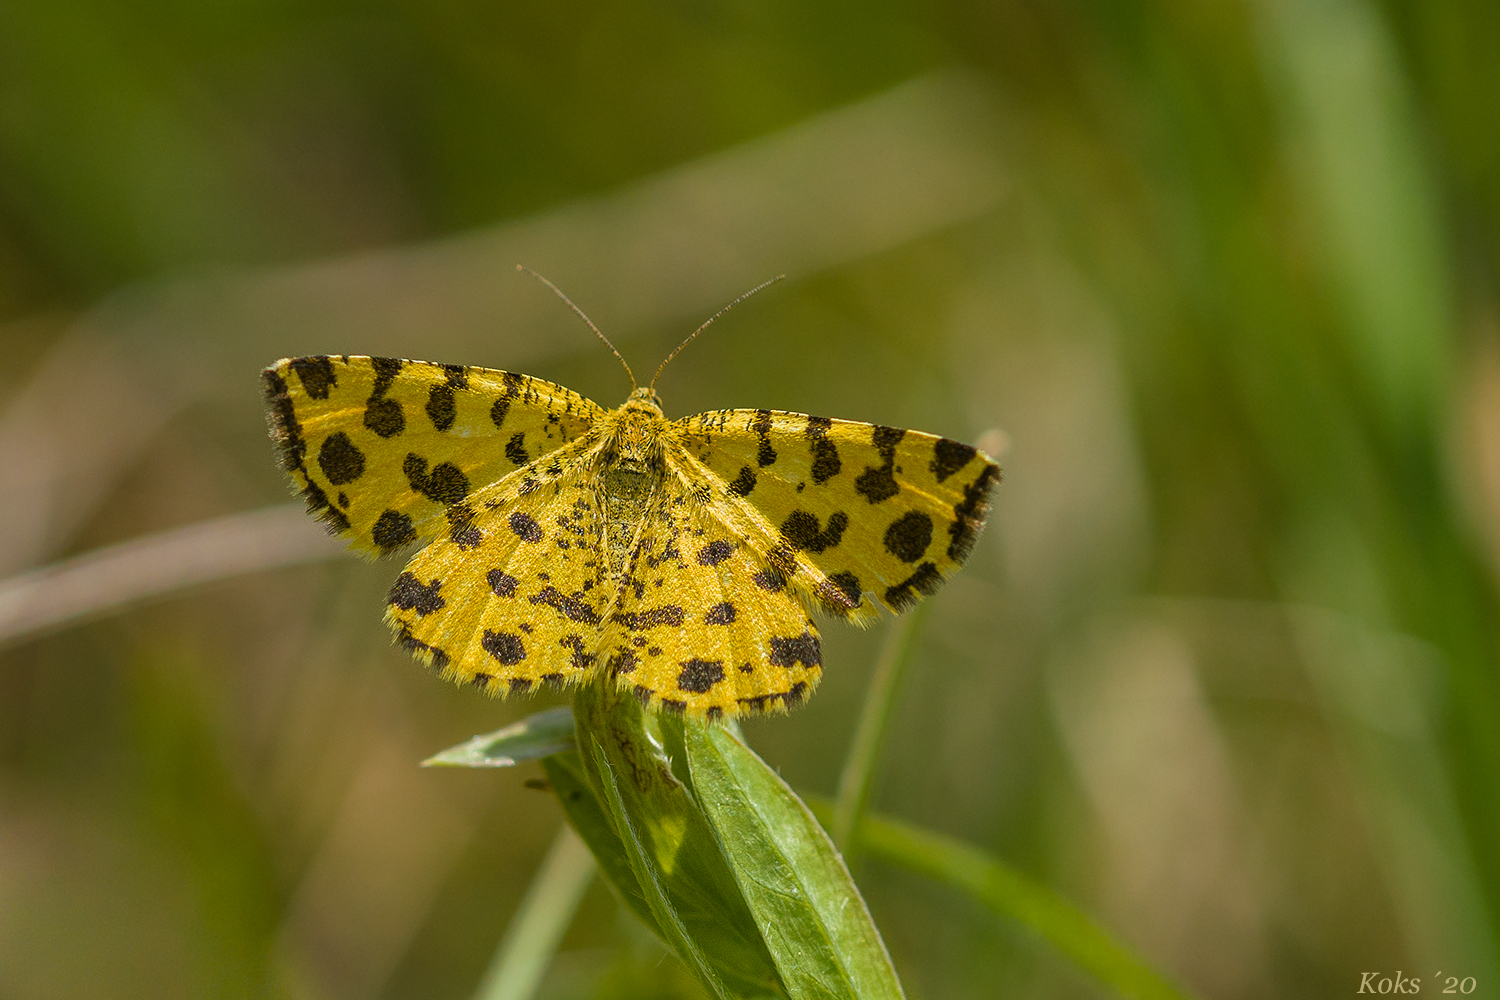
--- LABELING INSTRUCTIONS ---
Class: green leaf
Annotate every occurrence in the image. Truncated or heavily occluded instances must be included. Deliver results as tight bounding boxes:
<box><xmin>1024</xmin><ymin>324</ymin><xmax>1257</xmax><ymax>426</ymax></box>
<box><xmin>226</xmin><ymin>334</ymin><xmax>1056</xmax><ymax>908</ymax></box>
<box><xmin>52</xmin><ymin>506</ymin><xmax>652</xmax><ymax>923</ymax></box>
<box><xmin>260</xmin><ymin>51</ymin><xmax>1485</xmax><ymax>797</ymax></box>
<box><xmin>568</xmin><ymin>676</ymin><xmax>784</xmax><ymax>999</ymax></box>
<box><xmin>683</xmin><ymin>719</ymin><xmax>905</xmax><ymax>1000</ymax></box>
<box><xmin>806</xmin><ymin>799</ymin><xmax>1196</xmax><ymax>1000</ymax></box>
<box><xmin>421</xmin><ymin>706</ymin><xmax>576</xmax><ymax>768</ymax></box>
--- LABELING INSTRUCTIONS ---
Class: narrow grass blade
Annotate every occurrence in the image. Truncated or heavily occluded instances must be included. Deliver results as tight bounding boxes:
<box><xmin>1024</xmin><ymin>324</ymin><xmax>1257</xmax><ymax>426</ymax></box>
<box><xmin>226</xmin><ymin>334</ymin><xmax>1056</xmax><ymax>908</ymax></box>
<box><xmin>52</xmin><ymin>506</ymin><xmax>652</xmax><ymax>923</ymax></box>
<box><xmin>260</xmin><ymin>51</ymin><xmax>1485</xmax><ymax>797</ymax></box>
<box><xmin>685</xmin><ymin>720</ymin><xmax>904</xmax><ymax>1000</ymax></box>
<box><xmin>422</xmin><ymin>707</ymin><xmax>576</xmax><ymax>768</ymax></box>
<box><xmin>809</xmin><ymin>799</ymin><xmax>1195</xmax><ymax>1000</ymax></box>
<box><xmin>471</xmin><ymin>824</ymin><xmax>595</xmax><ymax>1000</ymax></box>
<box><xmin>833</xmin><ymin>604</ymin><xmax>929</xmax><ymax>854</ymax></box>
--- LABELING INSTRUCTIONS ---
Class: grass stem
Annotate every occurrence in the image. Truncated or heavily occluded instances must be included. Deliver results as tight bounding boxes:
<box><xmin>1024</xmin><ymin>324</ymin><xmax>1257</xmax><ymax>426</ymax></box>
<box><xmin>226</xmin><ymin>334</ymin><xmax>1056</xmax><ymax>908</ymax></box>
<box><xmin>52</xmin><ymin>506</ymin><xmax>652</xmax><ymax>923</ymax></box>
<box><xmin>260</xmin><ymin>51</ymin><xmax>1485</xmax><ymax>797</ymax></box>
<box><xmin>471</xmin><ymin>824</ymin><xmax>595</xmax><ymax>1000</ymax></box>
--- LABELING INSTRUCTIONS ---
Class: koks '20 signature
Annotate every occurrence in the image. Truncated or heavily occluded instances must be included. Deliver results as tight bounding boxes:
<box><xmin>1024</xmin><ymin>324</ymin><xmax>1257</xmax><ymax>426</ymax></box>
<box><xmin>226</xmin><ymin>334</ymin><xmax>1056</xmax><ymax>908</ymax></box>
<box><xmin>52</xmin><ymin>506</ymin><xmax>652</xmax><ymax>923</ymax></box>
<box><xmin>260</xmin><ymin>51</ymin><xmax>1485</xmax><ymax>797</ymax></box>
<box><xmin>1359</xmin><ymin>972</ymin><xmax>1477</xmax><ymax>994</ymax></box>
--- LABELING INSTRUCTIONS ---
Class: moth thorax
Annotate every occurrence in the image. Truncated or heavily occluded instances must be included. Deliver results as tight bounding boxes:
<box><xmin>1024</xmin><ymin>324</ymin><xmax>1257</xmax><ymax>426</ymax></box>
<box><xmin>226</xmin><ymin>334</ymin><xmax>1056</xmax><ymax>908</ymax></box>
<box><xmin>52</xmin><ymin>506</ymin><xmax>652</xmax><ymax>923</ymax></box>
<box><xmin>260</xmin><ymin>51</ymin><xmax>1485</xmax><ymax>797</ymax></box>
<box><xmin>601</xmin><ymin>404</ymin><xmax>668</xmax><ymax>471</ymax></box>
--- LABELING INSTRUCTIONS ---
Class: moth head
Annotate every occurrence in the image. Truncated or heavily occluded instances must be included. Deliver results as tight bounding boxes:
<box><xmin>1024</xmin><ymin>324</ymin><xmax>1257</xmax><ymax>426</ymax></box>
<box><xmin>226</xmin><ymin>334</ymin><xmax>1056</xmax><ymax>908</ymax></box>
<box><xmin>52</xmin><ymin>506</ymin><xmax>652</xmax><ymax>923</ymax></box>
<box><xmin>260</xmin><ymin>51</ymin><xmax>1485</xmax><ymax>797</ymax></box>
<box><xmin>625</xmin><ymin>385</ymin><xmax>665</xmax><ymax>414</ymax></box>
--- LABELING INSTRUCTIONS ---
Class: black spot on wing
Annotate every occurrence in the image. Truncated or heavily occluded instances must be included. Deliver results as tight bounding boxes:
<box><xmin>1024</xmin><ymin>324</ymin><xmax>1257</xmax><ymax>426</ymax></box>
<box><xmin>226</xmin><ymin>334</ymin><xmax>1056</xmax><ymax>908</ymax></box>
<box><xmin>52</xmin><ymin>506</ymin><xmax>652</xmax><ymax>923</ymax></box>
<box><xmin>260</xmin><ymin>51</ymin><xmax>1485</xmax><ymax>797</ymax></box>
<box><xmin>425</xmin><ymin>365</ymin><xmax>467</xmax><ymax>431</ymax></box>
<box><xmin>697</xmin><ymin>540</ymin><xmax>733</xmax><ymax>566</ymax></box>
<box><xmin>506</xmin><ymin>432</ymin><xmax>530</xmax><ymax>465</ymax></box>
<box><xmin>612</xmin><ymin>605</ymin><xmax>686</xmax><ymax>630</ymax></box>
<box><xmin>529</xmin><ymin>586</ymin><xmax>601</xmax><ymax>625</ymax></box>
<box><xmin>705</xmin><ymin>602</ymin><xmax>736</xmax><ymax>624</ymax></box>
<box><xmin>393</xmin><ymin>621</ymin><xmax>449</xmax><ymax>670</ymax></box>
<box><xmin>883</xmin><ymin>511</ymin><xmax>934</xmax><ymax>563</ymax></box>
<box><xmin>291</xmin><ymin>356</ymin><xmax>336</xmax><ymax>399</ymax></box>
<box><xmin>769</xmin><ymin>630</ymin><xmax>821</xmax><ymax>668</ymax></box>
<box><xmin>373</xmin><ymin>510</ymin><xmax>416</xmax><ymax>552</ymax></box>
<box><xmin>447</xmin><ymin>504</ymin><xmax>482</xmax><ymax>548</ymax></box>
<box><xmin>806</xmin><ymin>416</ymin><xmax>841</xmax><ymax>484</ymax></box>
<box><xmin>728</xmin><ymin>466</ymin><xmax>757</xmax><ymax>497</ymax></box>
<box><xmin>780</xmin><ymin>510</ymin><xmax>848</xmax><ymax>554</ymax></box>
<box><xmin>947</xmin><ymin>462</ymin><xmax>1000</xmax><ymax>562</ymax></box>
<box><xmin>404</xmin><ymin>454</ymin><xmax>471</xmax><ymax>506</ymax></box>
<box><xmin>363</xmin><ymin>357</ymin><xmax>406</xmax><ymax>438</ymax></box>
<box><xmin>509</xmin><ymin>512</ymin><xmax>543</xmax><ymax>542</ymax></box>
<box><xmin>489</xmin><ymin>371</ymin><xmax>527</xmax><ymax>429</ymax></box>
<box><xmin>885</xmin><ymin>561</ymin><xmax>943</xmax><ymax>611</ymax></box>
<box><xmin>388</xmin><ymin>572</ymin><xmax>445</xmax><ymax>616</ymax></box>
<box><xmin>487</xmin><ymin>569</ymin><xmax>518</xmax><ymax>597</ymax></box>
<box><xmin>364</xmin><ymin>398</ymin><xmax>404</xmax><ymax>437</ymax></box>
<box><xmin>931</xmin><ymin>438</ymin><xmax>977</xmax><ymax>483</ymax></box>
<box><xmin>820</xmin><ymin>571</ymin><xmax>862</xmax><ymax>611</ymax></box>
<box><xmin>560</xmin><ymin>634</ymin><xmax>595</xmax><ymax>671</ymax></box>
<box><xmin>855</xmin><ymin>425</ymin><xmax>904</xmax><ymax>503</ymax></box>
<box><xmin>752</xmin><ymin>568</ymin><xmax>787</xmax><ymax>592</ymax></box>
<box><xmin>482</xmin><ymin>630</ymin><xmax>527</xmax><ymax>665</ymax></box>
<box><xmin>752</xmin><ymin>409</ymin><xmax>777</xmax><ymax>467</ymax></box>
<box><xmin>677</xmin><ymin>658</ymin><xmax>725</xmax><ymax>693</ymax></box>
<box><xmin>317</xmin><ymin>432</ymin><xmax>366</xmax><ymax>485</ymax></box>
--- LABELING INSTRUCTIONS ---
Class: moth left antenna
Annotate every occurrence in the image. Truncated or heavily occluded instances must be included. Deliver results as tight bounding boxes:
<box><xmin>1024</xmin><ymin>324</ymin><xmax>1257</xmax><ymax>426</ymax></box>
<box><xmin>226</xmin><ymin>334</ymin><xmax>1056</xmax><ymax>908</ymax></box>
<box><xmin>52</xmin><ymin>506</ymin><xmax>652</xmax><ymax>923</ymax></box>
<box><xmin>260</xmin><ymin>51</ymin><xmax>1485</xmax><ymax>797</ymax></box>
<box><xmin>516</xmin><ymin>265</ymin><xmax>637</xmax><ymax>390</ymax></box>
<box><xmin>649</xmin><ymin>275</ymin><xmax>785</xmax><ymax>391</ymax></box>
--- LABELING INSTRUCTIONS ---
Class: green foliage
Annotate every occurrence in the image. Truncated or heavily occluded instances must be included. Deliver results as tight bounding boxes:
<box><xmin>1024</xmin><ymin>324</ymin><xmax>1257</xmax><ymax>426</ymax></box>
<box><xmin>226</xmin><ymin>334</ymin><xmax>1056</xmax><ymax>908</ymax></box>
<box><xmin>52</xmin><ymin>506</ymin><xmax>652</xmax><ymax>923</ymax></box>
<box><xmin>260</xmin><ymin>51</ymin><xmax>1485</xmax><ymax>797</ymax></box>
<box><xmin>807</xmin><ymin>800</ymin><xmax>1192</xmax><ymax>1000</ymax></box>
<box><xmin>439</xmin><ymin>683</ymin><xmax>1196</xmax><ymax>1000</ymax></box>
<box><xmin>681</xmin><ymin>719</ymin><xmax>903</xmax><ymax>1000</ymax></box>
<box><xmin>421</xmin><ymin>707</ymin><xmax>577</xmax><ymax>769</ymax></box>
<box><xmin>562</xmin><ymin>677</ymin><xmax>783</xmax><ymax>998</ymax></box>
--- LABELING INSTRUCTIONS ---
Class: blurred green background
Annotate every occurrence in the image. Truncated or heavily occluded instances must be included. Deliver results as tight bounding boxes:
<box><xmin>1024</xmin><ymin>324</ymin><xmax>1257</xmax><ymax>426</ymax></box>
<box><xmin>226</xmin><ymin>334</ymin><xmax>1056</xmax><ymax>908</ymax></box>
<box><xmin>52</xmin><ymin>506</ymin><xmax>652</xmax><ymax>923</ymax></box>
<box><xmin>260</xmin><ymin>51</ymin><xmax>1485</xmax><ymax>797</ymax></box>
<box><xmin>3</xmin><ymin>0</ymin><xmax>1499</xmax><ymax>997</ymax></box>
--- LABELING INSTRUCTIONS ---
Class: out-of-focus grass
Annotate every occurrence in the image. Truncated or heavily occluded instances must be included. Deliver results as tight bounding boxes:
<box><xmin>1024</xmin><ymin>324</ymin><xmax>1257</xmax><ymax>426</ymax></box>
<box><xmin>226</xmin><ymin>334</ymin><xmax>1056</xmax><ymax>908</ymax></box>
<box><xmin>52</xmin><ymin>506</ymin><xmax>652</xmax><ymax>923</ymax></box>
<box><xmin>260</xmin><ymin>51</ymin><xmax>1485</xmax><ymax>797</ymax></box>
<box><xmin>3</xmin><ymin>0</ymin><xmax>1500</xmax><ymax>998</ymax></box>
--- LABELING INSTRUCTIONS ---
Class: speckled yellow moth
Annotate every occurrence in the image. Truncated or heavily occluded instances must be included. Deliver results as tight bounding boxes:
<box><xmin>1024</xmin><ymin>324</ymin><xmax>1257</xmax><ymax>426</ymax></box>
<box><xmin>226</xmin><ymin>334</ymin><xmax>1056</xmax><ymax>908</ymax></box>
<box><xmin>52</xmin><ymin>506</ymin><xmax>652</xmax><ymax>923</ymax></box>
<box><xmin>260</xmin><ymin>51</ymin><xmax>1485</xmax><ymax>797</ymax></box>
<box><xmin>263</xmin><ymin>277</ymin><xmax>999</xmax><ymax>719</ymax></box>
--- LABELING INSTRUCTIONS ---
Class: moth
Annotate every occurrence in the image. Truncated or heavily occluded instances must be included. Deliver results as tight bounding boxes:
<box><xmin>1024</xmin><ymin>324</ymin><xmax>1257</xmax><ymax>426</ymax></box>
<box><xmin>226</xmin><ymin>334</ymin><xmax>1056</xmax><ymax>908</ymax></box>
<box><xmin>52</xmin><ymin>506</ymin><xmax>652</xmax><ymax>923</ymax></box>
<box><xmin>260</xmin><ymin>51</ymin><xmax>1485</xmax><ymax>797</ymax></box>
<box><xmin>263</xmin><ymin>277</ymin><xmax>1000</xmax><ymax>719</ymax></box>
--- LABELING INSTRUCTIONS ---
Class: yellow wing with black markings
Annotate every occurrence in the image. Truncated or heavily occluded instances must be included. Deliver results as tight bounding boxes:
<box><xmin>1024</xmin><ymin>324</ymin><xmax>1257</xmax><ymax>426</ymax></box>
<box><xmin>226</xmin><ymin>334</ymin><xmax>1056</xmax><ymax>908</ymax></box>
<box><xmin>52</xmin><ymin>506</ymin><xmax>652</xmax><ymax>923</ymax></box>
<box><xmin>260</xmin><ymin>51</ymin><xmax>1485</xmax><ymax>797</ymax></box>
<box><xmin>382</xmin><ymin>465</ymin><xmax>609</xmax><ymax>695</ymax></box>
<box><xmin>671</xmin><ymin>408</ymin><xmax>1000</xmax><ymax>621</ymax></box>
<box><xmin>262</xmin><ymin>355</ymin><xmax>603</xmax><ymax>556</ymax></box>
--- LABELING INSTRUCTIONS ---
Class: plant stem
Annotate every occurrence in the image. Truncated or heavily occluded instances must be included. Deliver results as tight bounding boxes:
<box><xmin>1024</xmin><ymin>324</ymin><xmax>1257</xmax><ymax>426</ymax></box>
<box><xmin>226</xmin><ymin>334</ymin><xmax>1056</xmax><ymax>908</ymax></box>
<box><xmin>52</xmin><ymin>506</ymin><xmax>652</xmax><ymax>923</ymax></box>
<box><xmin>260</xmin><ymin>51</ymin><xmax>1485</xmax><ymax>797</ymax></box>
<box><xmin>832</xmin><ymin>602</ymin><xmax>929</xmax><ymax>856</ymax></box>
<box><xmin>471</xmin><ymin>823</ymin><xmax>596</xmax><ymax>1000</ymax></box>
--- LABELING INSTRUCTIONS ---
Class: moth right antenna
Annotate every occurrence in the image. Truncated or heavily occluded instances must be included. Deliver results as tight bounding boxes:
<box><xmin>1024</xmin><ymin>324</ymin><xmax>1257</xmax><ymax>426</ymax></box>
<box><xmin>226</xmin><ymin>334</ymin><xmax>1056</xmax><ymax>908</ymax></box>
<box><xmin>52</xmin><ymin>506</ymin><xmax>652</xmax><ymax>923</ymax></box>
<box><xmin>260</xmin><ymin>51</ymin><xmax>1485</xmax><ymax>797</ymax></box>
<box><xmin>517</xmin><ymin>265</ymin><xmax>637</xmax><ymax>391</ymax></box>
<box><xmin>649</xmin><ymin>275</ymin><xmax>785</xmax><ymax>391</ymax></box>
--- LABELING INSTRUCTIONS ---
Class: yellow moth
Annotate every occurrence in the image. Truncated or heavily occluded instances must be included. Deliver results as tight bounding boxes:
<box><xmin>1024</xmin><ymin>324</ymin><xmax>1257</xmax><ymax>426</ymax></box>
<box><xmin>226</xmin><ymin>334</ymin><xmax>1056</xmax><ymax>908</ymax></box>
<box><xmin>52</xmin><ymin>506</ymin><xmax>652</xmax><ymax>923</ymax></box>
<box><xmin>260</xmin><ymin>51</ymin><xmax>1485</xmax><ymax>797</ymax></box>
<box><xmin>263</xmin><ymin>277</ymin><xmax>1000</xmax><ymax>719</ymax></box>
